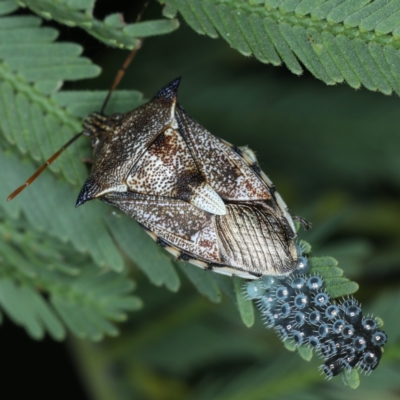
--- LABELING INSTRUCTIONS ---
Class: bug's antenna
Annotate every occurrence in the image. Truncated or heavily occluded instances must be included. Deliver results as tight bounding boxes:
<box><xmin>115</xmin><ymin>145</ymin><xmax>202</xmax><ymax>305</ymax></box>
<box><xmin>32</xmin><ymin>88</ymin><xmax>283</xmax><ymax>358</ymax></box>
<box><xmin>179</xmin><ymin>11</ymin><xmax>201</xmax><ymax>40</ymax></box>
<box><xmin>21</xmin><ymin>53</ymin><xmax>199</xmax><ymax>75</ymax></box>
<box><xmin>100</xmin><ymin>0</ymin><xmax>151</xmax><ymax>115</ymax></box>
<box><xmin>8</xmin><ymin>1</ymin><xmax>151</xmax><ymax>201</ymax></box>
<box><xmin>99</xmin><ymin>42</ymin><xmax>143</xmax><ymax>115</ymax></box>
<box><xmin>7</xmin><ymin>131</ymin><xmax>85</xmax><ymax>201</ymax></box>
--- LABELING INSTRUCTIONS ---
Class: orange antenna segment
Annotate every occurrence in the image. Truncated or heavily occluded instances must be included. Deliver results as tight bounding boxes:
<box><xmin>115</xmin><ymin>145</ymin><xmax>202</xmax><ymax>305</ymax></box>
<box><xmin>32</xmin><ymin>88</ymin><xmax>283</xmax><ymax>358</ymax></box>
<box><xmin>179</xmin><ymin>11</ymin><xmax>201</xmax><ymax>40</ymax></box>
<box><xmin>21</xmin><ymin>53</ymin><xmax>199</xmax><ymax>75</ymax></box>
<box><xmin>7</xmin><ymin>131</ymin><xmax>84</xmax><ymax>201</ymax></box>
<box><xmin>100</xmin><ymin>41</ymin><xmax>143</xmax><ymax>115</ymax></box>
<box><xmin>8</xmin><ymin>1</ymin><xmax>151</xmax><ymax>202</ymax></box>
<box><xmin>100</xmin><ymin>0</ymin><xmax>150</xmax><ymax>114</ymax></box>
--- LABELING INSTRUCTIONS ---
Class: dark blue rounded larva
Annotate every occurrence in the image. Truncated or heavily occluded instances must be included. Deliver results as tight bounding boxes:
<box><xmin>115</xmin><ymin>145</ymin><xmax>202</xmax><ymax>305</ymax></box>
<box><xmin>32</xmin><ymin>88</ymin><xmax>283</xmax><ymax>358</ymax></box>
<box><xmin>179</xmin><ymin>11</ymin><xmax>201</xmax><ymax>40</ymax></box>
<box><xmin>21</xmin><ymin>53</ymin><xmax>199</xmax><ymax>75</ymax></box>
<box><xmin>320</xmin><ymin>339</ymin><xmax>338</xmax><ymax>358</ymax></box>
<box><xmin>359</xmin><ymin>347</ymin><xmax>382</xmax><ymax>371</ymax></box>
<box><xmin>371</xmin><ymin>331</ymin><xmax>387</xmax><ymax>347</ymax></box>
<box><xmin>293</xmin><ymin>311</ymin><xmax>306</xmax><ymax>327</ymax></box>
<box><xmin>344</xmin><ymin>305</ymin><xmax>363</xmax><ymax>326</ymax></box>
<box><xmin>259</xmin><ymin>294</ymin><xmax>275</xmax><ymax>310</ymax></box>
<box><xmin>263</xmin><ymin>311</ymin><xmax>278</xmax><ymax>328</ymax></box>
<box><xmin>275</xmin><ymin>319</ymin><xmax>294</xmax><ymax>340</ymax></box>
<box><xmin>293</xmin><ymin>293</ymin><xmax>310</xmax><ymax>310</ymax></box>
<box><xmin>313</xmin><ymin>292</ymin><xmax>330</xmax><ymax>308</ymax></box>
<box><xmin>262</xmin><ymin>276</ymin><xmax>278</xmax><ymax>289</ymax></box>
<box><xmin>292</xmin><ymin>330</ymin><xmax>305</xmax><ymax>345</ymax></box>
<box><xmin>309</xmin><ymin>335</ymin><xmax>321</xmax><ymax>348</ymax></box>
<box><xmin>322</xmin><ymin>357</ymin><xmax>344</xmax><ymax>377</ymax></box>
<box><xmin>246</xmin><ymin>280</ymin><xmax>266</xmax><ymax>299</ymax></box>
<box><xmin>290</xmin><ymin>276</ymin><xmax>306</xmax><ymax>291</ymax></box>
<box><xmin>292</xmin><ymin>325</ymin><xmax>312</xmax><ymax>345</ymax></box>
<box><xmin>325</xmin><ymin>305</ymin><xmax>340</xmax><ymax>320</ymax></box>
<box><xmin>352</xmin><ymin>335</ymin><xmax>368</xmax><ymax>352</ymax></box>
<box><xmin>274</xmin><ymin>285</ymin><xmax>292</xmax><ymax>302</ymax></box>
<box><xmin>342</xmin><ymin>324</ymin><xmax>355</xmax><ymax>339</ymax></box>
<box><xmin>341</xmin><ymin>346</ymin><xmax>358</xmax><ymax>369</ymax></box>
<box><xmin>294</xmin><ymin>256</ymin><xmax>310</xmax><ymax>275</ymax></box>
<box><xmin>361</xmin><ymin>318</ymin><xmax>377</xmax><ymax>333</ymax></box>
<box><xmin>306</xmin><ymin>276</ymin><xmax>324</xmax><ymax>291</ymax></box>
<box><xmin>308</xmin><ymin>310</ymin><xmax>321</xmax><ymax>325</ymax></box>
<box><xmin>280</xmin><ymin>302</ymin><xmax>292</xmax><ymax>318</ymax></box>
<box><xmin>317</xmin><ymin>323</ymin><xmax>331</xmax><ymax>339</ymax></box>
<box><xmin>332</xmin><ymin>319</ymin><xmax>345</xmax><ymax>334</ymax></box>
<box><xmin>341</xmin><ymin>299</ymin><xmax>358</xmax><ymax>310</ymax></box>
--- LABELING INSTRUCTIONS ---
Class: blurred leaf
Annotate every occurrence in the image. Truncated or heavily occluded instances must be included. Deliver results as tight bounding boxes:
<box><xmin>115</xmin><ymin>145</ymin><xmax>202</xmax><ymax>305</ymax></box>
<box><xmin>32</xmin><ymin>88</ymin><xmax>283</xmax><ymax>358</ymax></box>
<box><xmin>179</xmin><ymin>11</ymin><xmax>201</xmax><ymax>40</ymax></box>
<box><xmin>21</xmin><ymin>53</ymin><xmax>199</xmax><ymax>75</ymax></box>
<box><xmin>0</xmin><ymin>0</ymin><xmax>18</xmax><ymax>15</ymax></box>
<box><xmin>308</xmin><ymin>255</ymin><xmax>359</xmax><ymax>299</ymax></box>
<box><xmin>233</xmin><ymin>277</ymin><xmax>254</xmax><ymax>328</ymax></box>
<box><xmin>107</xmin><ymin>213</ymin><xmax>180</xmax><ymax>291</ymax></box>
<box><xmin>341</xmin><ymin>368</ymin><xmax>360</xmax><ymax>390</ymax></box>
<box><xmin>297</xmin><ymin>345</ymin><xmax>313</xmax><ymax>362</ymax></box>
<box><xmin>0</xmin><ymin>216</ymin><xmax>142</xmax><ymax>340</ymax></box>
<box><xmin>284</xmin><ymin>340</ymin><xmax>296</xmax><ymax>352</ymax></box>
<box><xmin>324</xmin><ymin>280</ymin><xmax>359</xmax><ymax>298</ymax></box>
<box><xmin>178</xmin><ymin>263</ymin><xmax>221</xmax><ymax>303</ymax></box>
<box><xmin>20</xmin><ymin>0</ymin><xmax>179</xmax><ymax>49</ymax></box>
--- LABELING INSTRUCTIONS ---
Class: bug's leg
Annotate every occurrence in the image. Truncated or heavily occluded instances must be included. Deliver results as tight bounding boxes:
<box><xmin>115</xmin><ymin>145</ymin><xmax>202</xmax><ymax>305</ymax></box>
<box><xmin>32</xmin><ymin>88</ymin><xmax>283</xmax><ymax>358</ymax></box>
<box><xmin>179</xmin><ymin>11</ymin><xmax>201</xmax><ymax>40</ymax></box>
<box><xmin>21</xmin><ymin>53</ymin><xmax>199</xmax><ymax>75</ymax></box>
<box><xmin>178</xmin><ymin>253</ymin><xmax>192</xmax><ymax>262</ymax></box>
<box><xmin>292</xmin><ymin>215</ymin><xmax>311</xmax><ymax>231</ymax></box>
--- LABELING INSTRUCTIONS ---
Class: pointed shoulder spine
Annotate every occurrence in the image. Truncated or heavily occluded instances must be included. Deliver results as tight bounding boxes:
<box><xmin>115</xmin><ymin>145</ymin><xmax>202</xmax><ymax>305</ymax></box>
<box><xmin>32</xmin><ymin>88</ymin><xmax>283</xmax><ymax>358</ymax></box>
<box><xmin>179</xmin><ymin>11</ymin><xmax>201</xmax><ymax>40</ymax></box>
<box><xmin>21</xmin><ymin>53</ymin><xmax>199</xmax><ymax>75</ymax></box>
<box><xmin>154</xmin><ymin>77</ymin><xmax>181</xmax><ymax>102</ymax></box>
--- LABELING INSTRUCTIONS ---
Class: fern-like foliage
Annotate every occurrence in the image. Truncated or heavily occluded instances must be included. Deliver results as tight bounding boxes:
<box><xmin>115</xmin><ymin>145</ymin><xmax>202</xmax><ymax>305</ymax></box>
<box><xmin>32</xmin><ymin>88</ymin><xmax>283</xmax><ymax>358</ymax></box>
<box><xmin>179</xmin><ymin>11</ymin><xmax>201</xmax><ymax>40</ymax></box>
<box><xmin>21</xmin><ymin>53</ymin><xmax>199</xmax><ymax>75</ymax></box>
<box><xmin>19</xmin><ymin>0</ymin><xmax>179</xmax><ymax>49</ymax></box>
<box><xmin>161</xmin><ymin>0</ymin><xmax>400</xmax><ymax>95</ymax></box>
<box><xmin>0</xmin><ymin>2</ymin><xmax>181</xmax><ymax>339</ymax></box>
<box><xmin>0</xmin><ymin>206</ymin><xmax>142</xmax><ymax>340</ymax></box>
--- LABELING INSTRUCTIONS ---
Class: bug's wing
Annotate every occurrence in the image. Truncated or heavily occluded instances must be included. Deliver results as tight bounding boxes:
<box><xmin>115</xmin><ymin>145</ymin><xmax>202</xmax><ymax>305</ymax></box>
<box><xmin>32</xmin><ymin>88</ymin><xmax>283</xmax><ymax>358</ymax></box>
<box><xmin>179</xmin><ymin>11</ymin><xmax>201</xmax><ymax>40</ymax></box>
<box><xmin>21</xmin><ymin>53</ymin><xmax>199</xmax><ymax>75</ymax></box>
<box><xmin>176</xmin><ymin>106</ymin><xmax>272</xmax><ymax>201</ymax></box>
<box><xmin>103</xmin><ymin>192</ymin><xmax>220</xmax><ymax>263</ymax></box>
<box><xmin>216</xmin><ymin>204</ymin><xmax>297</xmax><ymax>276</ymax></box>
<box><xmin>103</xmin><ymin>193</ymin><xmax>296</xmax><ymax>277</ymax></box>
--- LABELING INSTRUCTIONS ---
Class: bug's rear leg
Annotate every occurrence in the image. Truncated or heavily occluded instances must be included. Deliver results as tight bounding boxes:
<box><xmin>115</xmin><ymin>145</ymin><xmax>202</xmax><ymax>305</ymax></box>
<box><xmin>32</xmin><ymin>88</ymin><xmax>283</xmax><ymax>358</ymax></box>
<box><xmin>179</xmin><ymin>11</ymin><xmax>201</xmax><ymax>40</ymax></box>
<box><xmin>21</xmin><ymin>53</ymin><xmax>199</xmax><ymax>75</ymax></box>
<box><xmin>292</xmin><ymin>215</ymin><xmax>311</xmax><ymax>231</ymax></box>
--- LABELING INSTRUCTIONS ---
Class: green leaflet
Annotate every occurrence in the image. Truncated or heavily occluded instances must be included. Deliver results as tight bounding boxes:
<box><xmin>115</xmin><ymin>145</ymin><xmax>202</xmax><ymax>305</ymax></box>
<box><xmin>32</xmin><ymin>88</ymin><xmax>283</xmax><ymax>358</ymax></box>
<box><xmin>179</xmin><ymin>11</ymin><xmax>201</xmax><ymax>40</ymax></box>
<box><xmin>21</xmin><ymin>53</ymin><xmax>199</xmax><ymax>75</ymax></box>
<box><xmin>0</xmin><ymin>217</ymin><xmax>142</xmax><ymax>340</ymax></box>
<box><xmin>161</xmin><ymin>0</ymin><xmax>400</xmax><ymax>95</ymax></box>
<box><xmin>178</xmin><ymin>262</ymin><xmax>222</xmax><ymax>303</ymax></box>
<box><xmin>234</xmin><ymin>277</ymin><xmax>255</xmax><ymax>328</ymax></box>
<box><xmin>308</xmin><ymin>255</ymin><xmax>359</xmax><ymax>298</ymax></box>
<box><xmin>106</xmin><ymin>213</ymin><xmax>180</xmax><ymax>292</ymax></box>
<box><xmin>0</xmin><ymin>66</ymin><xmax>144</xmax><ymax>187</ymax></box>
<box><xmin>284</xmin><ymin>340</ymin><xmax>297</xmax><ymax>352</ymax></box>
<box><xmin>341</xmin><ymin>368</ymin><xmax>360</xmax><ymax>389</ymax></box>
<box><xmin>297</xmin><ymin>345</ymin><xmax>313</xmax><ymax>362</ymax></box>
<box><xmin>0</xmin><ymin>0</ymin><xmax>18</xmax><ymax>15</ymax></box>
<box><xmin>20</xmin><ymin>0</ymin><xmax>179</xmax><ymax>49</ymax></box>
<box><xmin>0</xmin><ymin>150</ymin><xmax>124</xmax><ymax>272</ymax></box>
<box><xmin>54</xmin><ymin>90</ymin><xmax>145</xmax><ymax>118</ymax></box>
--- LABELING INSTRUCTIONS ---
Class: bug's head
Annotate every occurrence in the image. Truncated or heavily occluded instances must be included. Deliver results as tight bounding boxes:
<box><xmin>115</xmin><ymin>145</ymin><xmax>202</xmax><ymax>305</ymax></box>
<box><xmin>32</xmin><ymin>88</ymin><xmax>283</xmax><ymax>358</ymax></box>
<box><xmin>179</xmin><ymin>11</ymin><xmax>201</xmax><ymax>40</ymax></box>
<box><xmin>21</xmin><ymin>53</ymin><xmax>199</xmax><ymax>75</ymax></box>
<box><xmin>76</xmin><ymin>78</ymin><xmax>181</xmax><ymax>207</ymax></box>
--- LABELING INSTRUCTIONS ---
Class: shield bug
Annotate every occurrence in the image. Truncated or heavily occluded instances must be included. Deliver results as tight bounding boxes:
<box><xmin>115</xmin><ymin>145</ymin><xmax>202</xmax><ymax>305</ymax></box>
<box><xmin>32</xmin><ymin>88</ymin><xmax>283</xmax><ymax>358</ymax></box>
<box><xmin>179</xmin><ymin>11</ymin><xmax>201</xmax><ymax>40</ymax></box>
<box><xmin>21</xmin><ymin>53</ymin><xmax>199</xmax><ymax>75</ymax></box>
<box><xmin>8</xmin><ymin>57</ymin><xmax>304</xmax><ymax>280</ymax></box>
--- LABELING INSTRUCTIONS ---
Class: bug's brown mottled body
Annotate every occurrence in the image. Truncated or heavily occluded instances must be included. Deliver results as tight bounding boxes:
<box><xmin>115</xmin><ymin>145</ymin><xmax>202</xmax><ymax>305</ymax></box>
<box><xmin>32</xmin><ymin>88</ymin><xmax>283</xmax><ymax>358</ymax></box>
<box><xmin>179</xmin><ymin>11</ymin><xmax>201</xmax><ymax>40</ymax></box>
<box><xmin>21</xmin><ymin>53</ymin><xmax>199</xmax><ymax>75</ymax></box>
<box><xmin>77</xmin><ymin>79</ymin><xmax>299</xmax><ymax>279</ymax></box>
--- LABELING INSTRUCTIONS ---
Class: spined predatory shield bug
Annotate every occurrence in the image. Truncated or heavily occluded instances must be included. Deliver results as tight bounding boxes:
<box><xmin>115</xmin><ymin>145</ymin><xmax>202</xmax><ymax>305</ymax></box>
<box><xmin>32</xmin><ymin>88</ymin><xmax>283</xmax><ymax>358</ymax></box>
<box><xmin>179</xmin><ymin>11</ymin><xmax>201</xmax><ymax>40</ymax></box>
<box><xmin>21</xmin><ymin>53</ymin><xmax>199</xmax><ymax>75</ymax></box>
<box><xmin>8</xmin><ymin>55</ymin><xmax>306</xmax><ymax>280</ymax></box>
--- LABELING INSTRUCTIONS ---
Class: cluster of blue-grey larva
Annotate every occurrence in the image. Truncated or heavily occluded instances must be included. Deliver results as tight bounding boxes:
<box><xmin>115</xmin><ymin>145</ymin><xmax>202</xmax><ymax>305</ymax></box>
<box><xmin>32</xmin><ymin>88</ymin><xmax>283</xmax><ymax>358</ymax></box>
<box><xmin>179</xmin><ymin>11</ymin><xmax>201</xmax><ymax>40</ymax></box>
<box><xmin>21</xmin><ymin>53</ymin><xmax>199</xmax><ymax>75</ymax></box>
<box><xmin>246</xmin><ymin>248</ymin><xmax>387</xmax><ymax>378</ymax></box>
